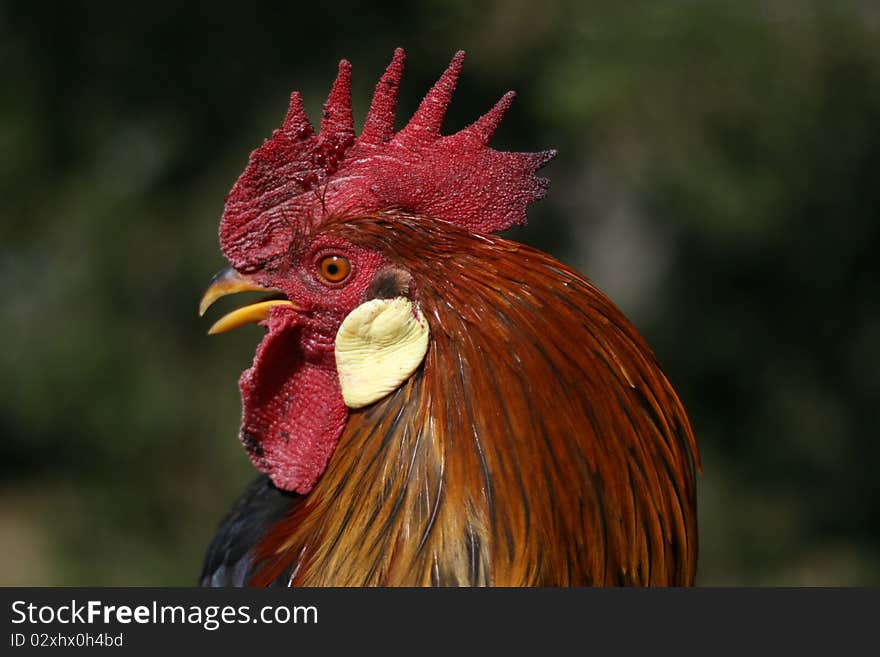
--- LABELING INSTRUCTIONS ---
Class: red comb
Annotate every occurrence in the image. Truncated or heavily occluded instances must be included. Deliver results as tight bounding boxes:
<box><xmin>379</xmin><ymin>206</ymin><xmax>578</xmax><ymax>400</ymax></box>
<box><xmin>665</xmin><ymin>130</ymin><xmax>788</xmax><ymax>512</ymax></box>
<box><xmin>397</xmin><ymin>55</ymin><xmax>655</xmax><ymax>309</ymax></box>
<box><xmin>219</xmin><ymin>48</ymin><xmax>556</xmax><ymax>270</ymax></box>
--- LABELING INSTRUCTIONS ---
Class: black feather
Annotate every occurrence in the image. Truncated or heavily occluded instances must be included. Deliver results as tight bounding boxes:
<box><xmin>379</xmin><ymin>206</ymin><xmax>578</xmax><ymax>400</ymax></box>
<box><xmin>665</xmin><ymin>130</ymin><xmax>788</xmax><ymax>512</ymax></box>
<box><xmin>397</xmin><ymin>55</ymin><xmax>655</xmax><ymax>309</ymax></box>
<box><xmin>199</xmin><ymin>475</ymin><xmax>298</xmax><ymax>587</ymax></box>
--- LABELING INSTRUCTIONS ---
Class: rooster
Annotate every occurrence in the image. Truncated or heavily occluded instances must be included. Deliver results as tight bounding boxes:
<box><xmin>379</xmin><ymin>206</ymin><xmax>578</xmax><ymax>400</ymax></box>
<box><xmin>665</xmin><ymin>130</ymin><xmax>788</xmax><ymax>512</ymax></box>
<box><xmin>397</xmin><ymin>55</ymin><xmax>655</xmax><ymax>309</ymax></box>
<box><xmin>198</xmin><ymin>49</ymin><xmax>699</xmax><ymax>586</ymax></box>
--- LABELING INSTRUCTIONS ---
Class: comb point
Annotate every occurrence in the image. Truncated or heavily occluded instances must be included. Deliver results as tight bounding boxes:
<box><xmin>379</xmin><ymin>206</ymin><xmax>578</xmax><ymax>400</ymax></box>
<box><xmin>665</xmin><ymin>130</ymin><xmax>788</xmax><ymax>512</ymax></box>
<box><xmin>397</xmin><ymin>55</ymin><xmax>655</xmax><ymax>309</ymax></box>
<box><xmin>282</xmin><ymin>92</ymin><xmax>313</xmax><ymax>137</ymax></box>
<box><xmin>361</xmin><ymin>48</ymin><xmax>406</xmax><ymax>145</ymax></box>
<box><xmin>399</xmin><ymin>50</ymin><xmax>466</xmax><ymax>140</ymax></box>
<box><xmin>465</xmin><ymin>90</ymin><xmax>516</xmax><ymax>145</ymax></box>
<box><xmin>320</xmin><ymin>59</ymin><xmax>354</xmax><ymax>138</ymax></box>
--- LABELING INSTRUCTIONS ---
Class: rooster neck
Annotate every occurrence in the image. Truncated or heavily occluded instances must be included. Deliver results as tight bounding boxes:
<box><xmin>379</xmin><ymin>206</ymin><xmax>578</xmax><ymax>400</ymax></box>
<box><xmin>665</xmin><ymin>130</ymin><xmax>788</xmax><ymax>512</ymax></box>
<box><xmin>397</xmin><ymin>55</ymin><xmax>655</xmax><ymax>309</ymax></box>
<box><xmin>248</xmin><ymin>218</ymin><xmax>699</xmax><ymax>586</ymax></box>
<box><xmin>250</xmin><ymin>371</ymin><xmax>491</xmax><ymax>586</ymax></box>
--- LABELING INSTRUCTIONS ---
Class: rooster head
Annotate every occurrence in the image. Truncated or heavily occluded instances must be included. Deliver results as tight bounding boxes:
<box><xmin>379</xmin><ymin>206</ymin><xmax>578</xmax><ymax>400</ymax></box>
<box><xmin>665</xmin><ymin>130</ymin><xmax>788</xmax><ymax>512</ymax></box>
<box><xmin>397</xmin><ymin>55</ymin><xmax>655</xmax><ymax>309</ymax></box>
<box><xmin>199</xmin><ymin>49</ymin><xmax>555</xmax><ymax>494</ymax></box>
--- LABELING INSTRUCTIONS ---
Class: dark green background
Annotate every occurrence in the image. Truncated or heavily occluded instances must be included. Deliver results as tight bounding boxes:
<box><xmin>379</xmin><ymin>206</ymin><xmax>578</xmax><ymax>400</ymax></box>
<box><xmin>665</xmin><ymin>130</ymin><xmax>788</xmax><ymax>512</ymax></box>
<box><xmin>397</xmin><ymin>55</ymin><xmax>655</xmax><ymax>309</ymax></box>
<box><xmin>2</xmin><ymin>1</ymin><xmax>878</xmax><ymax>585</ymax></box>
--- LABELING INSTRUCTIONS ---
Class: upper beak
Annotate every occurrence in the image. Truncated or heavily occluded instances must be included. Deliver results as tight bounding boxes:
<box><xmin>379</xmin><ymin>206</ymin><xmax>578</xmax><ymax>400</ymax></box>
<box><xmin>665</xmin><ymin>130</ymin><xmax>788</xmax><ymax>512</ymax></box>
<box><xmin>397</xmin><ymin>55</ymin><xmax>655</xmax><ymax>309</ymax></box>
<box><xmin>199</xmin><ymin>267</ymin><xmax>298</xmax><ymax>335</ymax></box>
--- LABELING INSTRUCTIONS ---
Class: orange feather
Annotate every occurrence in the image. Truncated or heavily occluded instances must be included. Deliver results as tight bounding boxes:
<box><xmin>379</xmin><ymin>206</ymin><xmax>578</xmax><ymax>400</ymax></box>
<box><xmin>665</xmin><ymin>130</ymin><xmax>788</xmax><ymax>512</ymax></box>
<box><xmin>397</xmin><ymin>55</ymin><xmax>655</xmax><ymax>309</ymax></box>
<box><xmin>249</xmin><ymin>213</ymin><xmax>699</xmax><ymax>586</ymax></box>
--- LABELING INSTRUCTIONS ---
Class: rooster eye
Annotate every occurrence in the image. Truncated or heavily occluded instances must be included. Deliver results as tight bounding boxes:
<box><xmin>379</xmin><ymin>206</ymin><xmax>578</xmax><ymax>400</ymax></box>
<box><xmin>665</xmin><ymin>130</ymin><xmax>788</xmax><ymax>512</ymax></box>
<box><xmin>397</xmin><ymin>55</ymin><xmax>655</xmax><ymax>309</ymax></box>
<box><xmin>317</xmin><ymin>255</ymin><xmax>351</xmax><ymax>284</ymax></box>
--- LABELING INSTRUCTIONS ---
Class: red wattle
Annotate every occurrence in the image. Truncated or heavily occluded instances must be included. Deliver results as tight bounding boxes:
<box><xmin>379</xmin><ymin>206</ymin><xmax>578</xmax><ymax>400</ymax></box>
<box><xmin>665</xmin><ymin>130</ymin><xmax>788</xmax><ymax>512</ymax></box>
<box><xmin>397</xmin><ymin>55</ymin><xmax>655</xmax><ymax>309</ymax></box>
<box><xmin>237</xmin><ymin>317</ymin><xmax>347</xmax><ymax>494</ymax></box>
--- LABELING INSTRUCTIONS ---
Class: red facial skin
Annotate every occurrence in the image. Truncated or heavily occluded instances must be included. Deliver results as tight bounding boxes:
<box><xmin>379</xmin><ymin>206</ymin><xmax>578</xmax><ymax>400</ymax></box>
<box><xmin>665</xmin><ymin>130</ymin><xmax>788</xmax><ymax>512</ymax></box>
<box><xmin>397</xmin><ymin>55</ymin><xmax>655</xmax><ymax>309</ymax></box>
<box><xmin>239</xmin><ymin>231</ymin><xmax>387</xmax><ymax>494</ymax></box>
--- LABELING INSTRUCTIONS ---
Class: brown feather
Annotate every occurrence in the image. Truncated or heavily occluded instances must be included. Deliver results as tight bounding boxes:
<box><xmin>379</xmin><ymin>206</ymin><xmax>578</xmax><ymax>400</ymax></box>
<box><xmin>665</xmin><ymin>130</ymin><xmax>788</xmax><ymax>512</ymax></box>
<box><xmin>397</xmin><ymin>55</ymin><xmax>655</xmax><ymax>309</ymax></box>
<box><xmin>250</xmin><ymin>213</ymin><xmax>699</xmax><ymax>586</ymax></box>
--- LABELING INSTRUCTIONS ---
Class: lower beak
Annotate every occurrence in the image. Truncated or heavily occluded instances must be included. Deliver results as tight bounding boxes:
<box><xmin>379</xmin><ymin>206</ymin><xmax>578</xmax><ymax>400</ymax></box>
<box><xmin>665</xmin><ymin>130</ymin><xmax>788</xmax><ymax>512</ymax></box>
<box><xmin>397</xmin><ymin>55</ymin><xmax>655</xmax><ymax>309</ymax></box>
<box><xmin>199</xmin><ymin>267</ymin><xmax>298</xmax><ymax>335</ymax></box>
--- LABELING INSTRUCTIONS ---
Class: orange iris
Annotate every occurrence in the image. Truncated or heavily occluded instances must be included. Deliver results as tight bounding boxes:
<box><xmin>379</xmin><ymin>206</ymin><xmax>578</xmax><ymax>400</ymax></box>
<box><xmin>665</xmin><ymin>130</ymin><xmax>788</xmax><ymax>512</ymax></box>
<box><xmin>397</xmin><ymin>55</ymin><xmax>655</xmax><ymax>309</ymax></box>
<box><xmin>318</xmin><ymin>255</ymin><xmax>351</xmax><ymax>284</ymax></box>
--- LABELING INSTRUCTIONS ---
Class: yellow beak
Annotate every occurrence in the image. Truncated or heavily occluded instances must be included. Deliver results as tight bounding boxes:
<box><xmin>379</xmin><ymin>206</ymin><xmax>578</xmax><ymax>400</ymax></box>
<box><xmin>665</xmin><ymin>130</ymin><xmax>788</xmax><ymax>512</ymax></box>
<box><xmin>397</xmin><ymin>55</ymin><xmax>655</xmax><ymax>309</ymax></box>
<box><xmin>199</xmin><ymin>267</ymin><xmax>298</xmax><ymax>334</ymax></box>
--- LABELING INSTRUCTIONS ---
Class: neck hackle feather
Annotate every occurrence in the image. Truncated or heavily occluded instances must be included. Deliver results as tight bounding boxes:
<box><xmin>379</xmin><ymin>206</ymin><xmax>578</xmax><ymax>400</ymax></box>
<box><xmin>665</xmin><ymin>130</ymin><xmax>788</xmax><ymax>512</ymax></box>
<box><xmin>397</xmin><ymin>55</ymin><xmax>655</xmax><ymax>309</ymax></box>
<box><xmin>247</xmin><ymin>215</ymin><xmax>699</xmax><ymax>586</ymax></box>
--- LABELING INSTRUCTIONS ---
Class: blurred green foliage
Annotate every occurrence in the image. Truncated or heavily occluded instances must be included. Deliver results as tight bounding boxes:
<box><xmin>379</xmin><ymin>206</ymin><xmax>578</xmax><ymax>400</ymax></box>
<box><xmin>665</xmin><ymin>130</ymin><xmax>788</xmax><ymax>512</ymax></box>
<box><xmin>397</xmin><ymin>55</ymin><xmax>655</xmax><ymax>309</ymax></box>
<box><xmin>1</xmin><ymin>0</ymin><xmax>878</xmax><ymax>585</ymax></box>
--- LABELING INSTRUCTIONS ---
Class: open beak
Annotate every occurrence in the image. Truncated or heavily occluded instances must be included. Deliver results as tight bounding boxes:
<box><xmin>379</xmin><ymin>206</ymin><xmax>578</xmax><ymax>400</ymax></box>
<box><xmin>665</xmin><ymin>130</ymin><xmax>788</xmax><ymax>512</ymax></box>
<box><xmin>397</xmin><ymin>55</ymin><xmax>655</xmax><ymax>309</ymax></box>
<box><xmin>199</xmin><ymin>267</ymin><xmax>298</xmax><ymax>335</ymax></box>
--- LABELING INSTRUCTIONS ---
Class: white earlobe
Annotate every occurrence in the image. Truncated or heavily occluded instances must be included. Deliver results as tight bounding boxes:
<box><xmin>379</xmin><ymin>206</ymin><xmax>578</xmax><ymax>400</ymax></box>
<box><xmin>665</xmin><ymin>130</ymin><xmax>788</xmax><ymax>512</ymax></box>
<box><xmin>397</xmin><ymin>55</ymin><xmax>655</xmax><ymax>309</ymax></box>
<box><xmin>335</xmin><ymin>297</ymin><xmax>430</xmax><ymax>409</ymax></box>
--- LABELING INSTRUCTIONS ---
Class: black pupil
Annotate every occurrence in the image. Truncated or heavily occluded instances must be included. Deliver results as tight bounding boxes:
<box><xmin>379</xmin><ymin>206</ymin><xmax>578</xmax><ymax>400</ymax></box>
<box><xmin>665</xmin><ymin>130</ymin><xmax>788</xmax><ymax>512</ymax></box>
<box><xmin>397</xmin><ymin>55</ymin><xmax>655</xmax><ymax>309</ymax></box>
<box><xmin>326</xmin><ymin>262</ymin><xmax>339</xmax><ymax>276</ymax></box>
